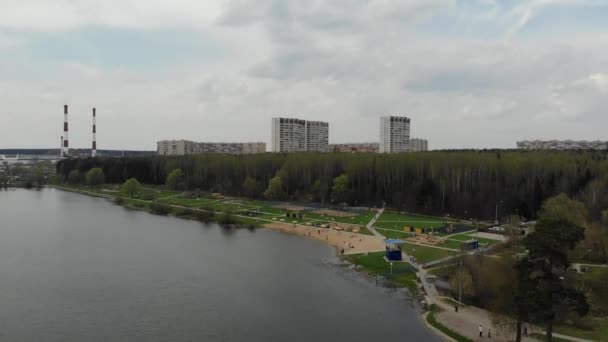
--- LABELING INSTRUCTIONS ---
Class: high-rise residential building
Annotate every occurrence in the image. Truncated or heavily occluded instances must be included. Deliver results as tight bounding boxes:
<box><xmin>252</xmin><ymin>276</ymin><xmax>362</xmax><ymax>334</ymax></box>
<box><xmin>379</xmin><ymin>116</ymin><xmax>411</xmax><ymax>153</ymax></box>
<box><xmin>271</xmin><ymin>118</ymin><xmax>328</xmax><ymax>152</ymax></box>
<box><xmin>305</xmin><ymin>120</ymin><xmax>329</xmax><ymax>152</ymax></box>
<box><xmin>517</xmin><ymin>140</ymin><xmax>608</xmax><ymax>150</ymax></box>
<box><xmin>157</xmin><ymin>140</ymin><xmax>266</xmax><ymax>156</ymax></box>
<box><xmin>329</xmin><ymin>143</ymin><xmax>379</xmax><ymax>153</ymax></box>
<box><xmin>272</xmin><ymin>118</ymin><xmax>306</xmax><ymax>152</ymax></box>
<box><xmin>409</xmin><ymin>138</ymin><xmax>429</xmax><ymax>152</ymax></box>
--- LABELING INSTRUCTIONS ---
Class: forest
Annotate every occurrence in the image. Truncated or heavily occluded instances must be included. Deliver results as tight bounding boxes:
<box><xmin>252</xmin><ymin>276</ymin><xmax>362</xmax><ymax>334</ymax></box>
<box><xmin>56</xmin><ymin>150</ymin><xmax>608</xmax><ymax>221</ymax></box>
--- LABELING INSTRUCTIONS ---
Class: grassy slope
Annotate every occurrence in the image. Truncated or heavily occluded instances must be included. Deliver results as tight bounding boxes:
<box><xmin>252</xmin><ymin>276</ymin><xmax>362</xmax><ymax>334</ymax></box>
<box><xmin>342</xmin><ymin>252</ymin><xmax>417</xmax><ymax>290</ymax></box>
<box><xmin>55</xmin><ymin>184</ymin><xmax>377</xmax><ymax>234</ymax></box>
<box><xmin>426</xmin><ymin>306</ymin><xmax>474</xmax><ymax>342</ymax></box>
<box><xmin>554</xmin><ymin>319</ymin><xmax>608</xmax><ymax>342</ymax></box>
<box><xmin>554</xmin><ymin>267</ymin><xmax>608</xmax><ymax>341</ymax></box>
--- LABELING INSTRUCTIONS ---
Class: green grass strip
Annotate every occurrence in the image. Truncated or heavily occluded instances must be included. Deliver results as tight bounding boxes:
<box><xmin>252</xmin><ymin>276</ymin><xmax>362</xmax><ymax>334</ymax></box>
<box><xmin>426</xmin><ymin>306</ymin><xmax>474</xmax><ymax>342</ymax></box>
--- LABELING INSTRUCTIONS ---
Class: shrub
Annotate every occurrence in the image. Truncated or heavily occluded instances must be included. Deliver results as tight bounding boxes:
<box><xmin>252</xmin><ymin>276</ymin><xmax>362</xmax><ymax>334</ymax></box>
<box><xmin>67</xmin><ymin>169</ymin><xmax>81</xmax><ymax>185</ymax></box>
<box><xmin>200</xmin><ymin>205</ymin><xmax>216</xmax><ymax>213</ymax></box>
<box><xmin>121</xmin><ymin>178</ymin><xmax>142</xmax><ymax>198</ymax></box>
<box><xmin>113</xmin><ymin>197</ymin><xmax>125</xmax><ymax>205</ymax></box>
<box><xmin>174</xmin><ymin>208</ymin><xmax>194</xmax><ymax>217</ymax></box>
<box><xmin>149</xmin><ymin>202</ymin><xmax>172</xmax><ymax>215</ymax></box>
<box><xmin>166</xmin><ymin>168</ymin><xmax>185</xmax><ymax>190</ymax></box>
<box><xmin>219</xmin><ymin>211</ymin><xmax>237</xmax><ymax>225</ymax></box>
<box><xmin>195</xmin><ymin>210</ymin><xmax>214</xmax><ymax>223</ymax></box>
<box><xmin>141</xmin><ymin>191</ymin><xmax>157</xmax><ymax>201</ymax></box>
<box><xmin>86</xmin><ymin>168</ymin><xmax>105</xmax><ymax>187</ymax></box>
<box><xmin>132</xmin><ymin>202</ymin><xmax>146</xmax><ymax>208</ymax></box>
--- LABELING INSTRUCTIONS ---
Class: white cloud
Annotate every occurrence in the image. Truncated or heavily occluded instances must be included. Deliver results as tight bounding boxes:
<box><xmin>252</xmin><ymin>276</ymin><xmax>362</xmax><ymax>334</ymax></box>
<box><xmin>0</xmin><ymin>0</ymin><xmax>223</xmax><ymax>31</ymax></box>
<box><xmin>581</xmin><ymin>73</ymin><xmax>608</xmax><ymax>93</ymax></box>
<box><xmin>1</xmin><ymin>0</ymin><xmax>607</xmax><ymax>150</ymax></box>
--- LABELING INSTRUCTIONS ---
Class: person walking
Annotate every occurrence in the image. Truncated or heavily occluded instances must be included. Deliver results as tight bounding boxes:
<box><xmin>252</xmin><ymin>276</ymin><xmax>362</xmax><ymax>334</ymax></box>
<box><xmin>523</xmin><ymin>326</ymin><xmax>528</xmax><ymax>337</ymax></box>
<box><xmin>479</xmin><ymin>325</ymin><xmax>483</xmax><ymax>337</ymax></box>
<box><xmin>487</xmin><ymin>328</ymin><xmax>491</xmax><ymax>338</ymax></box>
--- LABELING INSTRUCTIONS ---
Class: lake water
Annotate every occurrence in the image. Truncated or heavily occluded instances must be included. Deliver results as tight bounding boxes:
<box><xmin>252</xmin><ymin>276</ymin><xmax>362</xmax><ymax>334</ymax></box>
<box><xmin>0</xmin><ymin>188</ymin><xmax>439</xmax><ymax>341</ymax></box>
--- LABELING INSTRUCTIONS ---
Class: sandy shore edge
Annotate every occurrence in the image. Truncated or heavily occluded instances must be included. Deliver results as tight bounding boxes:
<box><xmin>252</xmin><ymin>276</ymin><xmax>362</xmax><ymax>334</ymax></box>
<box><xmin>263</xmin><ymin>222</ymin><xmax>386</xmax><ymax>255</ymax></box>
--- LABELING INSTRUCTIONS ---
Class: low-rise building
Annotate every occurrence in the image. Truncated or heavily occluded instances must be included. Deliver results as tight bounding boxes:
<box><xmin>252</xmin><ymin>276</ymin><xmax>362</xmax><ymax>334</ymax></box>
<box><xmin>329</xmin><ymin>143</ymin><xmax>379</xmax><ymax>153</ymax></box>
<box><xmin>157</xmin><ymin>140</ymin><xmax>266</xmax><ymax>156</ymax></box>
<box><xmin>517</xmin><ymin>140</ymin><xmax>608</xmax><ymax>150</ymax></box>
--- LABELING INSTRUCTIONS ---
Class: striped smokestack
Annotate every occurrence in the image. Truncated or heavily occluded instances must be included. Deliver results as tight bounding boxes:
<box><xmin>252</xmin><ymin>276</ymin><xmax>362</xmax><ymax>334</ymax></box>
<box><xmin>92</xmin><ymin>108</ymin><xmax>97</xmax><ymax>157</ymax></box>
<box><xmin>60</xmin><ymin>136</ymin><xmax>64</xmax><ymax>158</ymax></box>
<box><xmin>63</xmin><ymin>105</ymin><xmax>69</xmax><ymax>156</ymax></box>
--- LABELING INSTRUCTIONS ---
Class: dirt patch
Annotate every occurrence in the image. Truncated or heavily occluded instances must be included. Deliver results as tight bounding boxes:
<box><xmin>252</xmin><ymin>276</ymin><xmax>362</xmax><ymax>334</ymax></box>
<box><xmin>272</xmin><ymin>204</ymin><xmax>306</xmax><ymax>211</ymax></box>
<box><xmin>311</xmin><ymin>209</ymin><xmax>357</xmax><ymax>217</ymax></box>
<box><xmin>405</xmin><ymin>235</ymin><xmax>447</xmax><ymax>245</ymax></box>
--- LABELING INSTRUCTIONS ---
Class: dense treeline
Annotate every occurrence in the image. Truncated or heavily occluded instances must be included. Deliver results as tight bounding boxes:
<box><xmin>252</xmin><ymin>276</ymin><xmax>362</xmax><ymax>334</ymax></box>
<box><xmin>56</xmin><ymin>150</ymin><xmax>608</xmax><ymax>220</ymax></box>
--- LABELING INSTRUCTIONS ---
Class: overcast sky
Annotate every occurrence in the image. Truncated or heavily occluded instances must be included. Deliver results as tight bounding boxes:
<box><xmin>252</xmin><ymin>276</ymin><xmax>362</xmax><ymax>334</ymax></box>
<box><xmin>1</xmin><ymin>0</ymin><xmax>607</xmax><ymax>150</ymax></box>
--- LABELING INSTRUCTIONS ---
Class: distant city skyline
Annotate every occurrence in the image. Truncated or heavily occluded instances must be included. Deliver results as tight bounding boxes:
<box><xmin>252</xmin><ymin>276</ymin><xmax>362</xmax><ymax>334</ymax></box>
<box><xmin>1</xmin><ymin>1</ymin><xmax>607</xmax><ymax>150</ymax></box>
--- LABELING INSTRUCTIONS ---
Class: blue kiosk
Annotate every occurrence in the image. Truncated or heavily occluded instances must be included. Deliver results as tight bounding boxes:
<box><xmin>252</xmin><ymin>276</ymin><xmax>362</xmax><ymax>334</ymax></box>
<box><xmin>385</xmin><ymin>239</ymin><xmax>404</xmax><ymax>261</ymax></box>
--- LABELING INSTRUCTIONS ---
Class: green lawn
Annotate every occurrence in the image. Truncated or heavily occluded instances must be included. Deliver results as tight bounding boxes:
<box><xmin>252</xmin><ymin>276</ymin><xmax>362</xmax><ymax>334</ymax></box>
<box><xmin>343</xmin><ymin>252</ymin><xmax>417</xmax><ymax>290</ymax></box>
<box><xmin>303</xmin><ymin>210</ymin><xmax>376</xmax><ymax>226</ymax></box>
<box><xmin>438</xmin><ymin>240</ymin><xmax>464</xmax><ymax>250</ymax></box>
<box><xmin>529</xmin><ymin>333</ymin><xmax>570</xmax><ymax>342</ymax></box>
<box><xmin>401</xmin><ymin>243</ymin><xmax>455</xmax><ymax>264</ymax></box>
<box><xmin>554</xmin><ymin>319</ymin><xmax>608</xmax><ymax>342</ymax></box>
<box><xmin>375</xmin><ymin>211</ymin><xmax>451</xmax><ymax>230</ymax></box>
<box><xmin>375</xmin><ymin>228</ymin><xmax>412</xmax><ymax>239</ymax></box>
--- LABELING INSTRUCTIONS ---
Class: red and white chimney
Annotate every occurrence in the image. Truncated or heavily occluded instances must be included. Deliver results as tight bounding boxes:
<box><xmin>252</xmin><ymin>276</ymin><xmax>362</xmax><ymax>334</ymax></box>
<box><xmin>60</xmin><ymin>136</ymin><xmax>64</xmax><ymax>158</ymax></box>
<box><xmin>92</xmin><ymin>108</ymin><xmax>97</xmax><ymax>157</ymax></box>
<box><xmin>63</xmin><ymin>105</ymin><xmax>69</xmax><ymax>156</ymax></box>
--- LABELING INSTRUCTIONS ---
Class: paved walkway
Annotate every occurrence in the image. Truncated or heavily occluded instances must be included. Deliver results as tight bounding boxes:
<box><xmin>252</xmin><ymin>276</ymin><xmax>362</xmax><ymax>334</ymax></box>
<box><xmin>413</xmin><ymin>252</ymin><xmax>595</xmax><ymax>342</ymax></box>
<box><xmin>366</xmin><ymin>208</ymin><xmax>384</xmax><ymax>237</ymax></box>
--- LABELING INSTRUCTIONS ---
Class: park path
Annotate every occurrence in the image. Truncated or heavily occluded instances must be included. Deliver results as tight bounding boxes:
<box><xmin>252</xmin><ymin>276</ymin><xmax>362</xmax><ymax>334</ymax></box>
<box><xmin>435</xmin><ymin>300</ymin><xmax>594</xmax><ymax>342</ymax></box>
<box><xmin>366</xmin><ymin>208</ymin><xmax>384</xmax><ymax>237</ymax></box>
<box><xmin>415</xmin><ymin>260</ymin><xmax>595</xmax><ymax>342</ymax></box>
<box><xmin>434</xmin><ymin>298</ymin><xmax>524</xmax><ymax>341</ymax></box>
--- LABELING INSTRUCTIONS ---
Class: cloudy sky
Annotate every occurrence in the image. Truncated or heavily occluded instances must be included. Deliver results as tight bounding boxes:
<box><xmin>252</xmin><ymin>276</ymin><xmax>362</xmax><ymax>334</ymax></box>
<box><xmin>1</xmin><ymin>0</ymin><xmax>607</xmax><ymax>150</ymax></box>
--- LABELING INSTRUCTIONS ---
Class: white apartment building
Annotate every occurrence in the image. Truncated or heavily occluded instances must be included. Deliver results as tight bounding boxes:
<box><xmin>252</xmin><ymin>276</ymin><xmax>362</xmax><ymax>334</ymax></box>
<box><xmin>379</xmin><ymin>116</ymin><xmax>411</xmax><ymax>153</ymax></box>
<box><xmin>409</xmin><ymin>138</ymin><xmax>429</xmax><ymax>152</ymax></box>
<box><xmin>157</xmin><ymin>140</ymin><xmax>266</xmax><ymax>156</ymax></box>
<box><xmin>305</xmin><ymin>120</ymin><xmax>329</xmax><ymax>152</ymax></box>
<box><xmin>517</xmin><ymin>140</ymin><xmax>608</xmax><ymax>150</ymax></box>
<box><xmin>271</xmin><ymin>118</ymin><xmax>328</xmax><ymax>152</ymax></box>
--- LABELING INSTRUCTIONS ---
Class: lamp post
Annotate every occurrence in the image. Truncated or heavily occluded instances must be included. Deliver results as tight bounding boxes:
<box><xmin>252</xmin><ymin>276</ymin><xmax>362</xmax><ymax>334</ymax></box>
<box><xmin>458</xmin><ymin>250</ymin><xmax>463</xmax><ymax>306</ymax></box>
<box><xmin>495</xmin><ymin>200</ymin><xmax>503</xmax><ymax>224</ymax></box>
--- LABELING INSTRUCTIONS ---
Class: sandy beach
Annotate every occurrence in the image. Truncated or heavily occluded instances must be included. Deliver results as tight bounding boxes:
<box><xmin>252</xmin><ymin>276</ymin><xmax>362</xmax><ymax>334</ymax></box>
<box><xmin>264</xmin><ymin>222</ymin><xmax>386</xmax><ymax>255</ymax></box>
